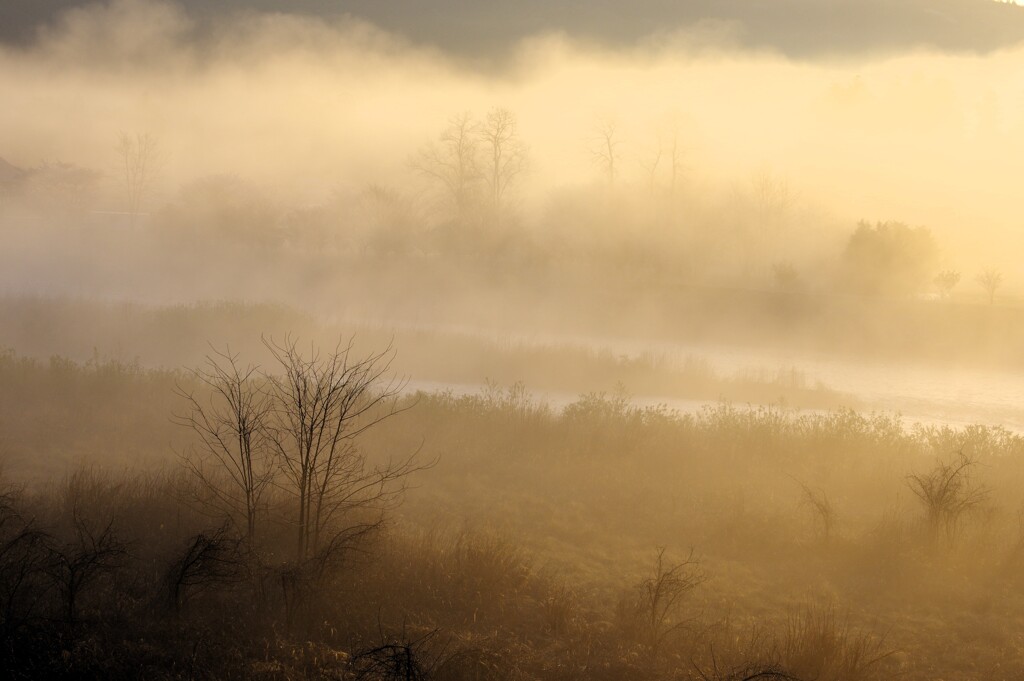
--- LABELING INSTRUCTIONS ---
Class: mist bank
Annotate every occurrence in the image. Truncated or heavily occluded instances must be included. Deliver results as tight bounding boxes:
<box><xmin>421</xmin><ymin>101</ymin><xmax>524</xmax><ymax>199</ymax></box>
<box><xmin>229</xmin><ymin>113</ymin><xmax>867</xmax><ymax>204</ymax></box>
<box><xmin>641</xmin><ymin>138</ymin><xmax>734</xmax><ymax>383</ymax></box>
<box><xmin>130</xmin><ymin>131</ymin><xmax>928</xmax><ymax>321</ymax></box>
<box><xmin>3</xmin><ymin>1</ymin><xmax>1023</xmax><ymax>409</ymax></box>
<box><xmin>1</xmin><ymin>0</ymin><xmax>1023</xmax><ymax>272</ymax></box>
<box><xmin>9</xmin><ymin>297</ymin><xmax>1024</xmax><ymax>433</ymax></box>
<box><xmin>0</xmin><ymin>297</ymin><xmax>853</xmax><ymax>414</ymax></box>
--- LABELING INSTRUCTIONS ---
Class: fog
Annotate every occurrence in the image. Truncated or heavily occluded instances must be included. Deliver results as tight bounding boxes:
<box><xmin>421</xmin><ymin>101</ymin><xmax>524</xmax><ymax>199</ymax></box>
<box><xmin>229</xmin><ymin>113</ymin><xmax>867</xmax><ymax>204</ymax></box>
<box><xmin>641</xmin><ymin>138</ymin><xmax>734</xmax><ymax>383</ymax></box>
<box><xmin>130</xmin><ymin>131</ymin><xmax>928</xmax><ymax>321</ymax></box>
<box><xmin>2</xmin><ymin>0</ymin><xmax>1023</xmax><ymax>262</ymax></box>
<box><xmin>3</xmin><ymin>2</ymin><xmax>1024</xmax><ymax>680</ymax></box>
<box><xmin>4</xmin><ymin>0</ymin><xmax>1024</xmax><ymax>429</ymax></box>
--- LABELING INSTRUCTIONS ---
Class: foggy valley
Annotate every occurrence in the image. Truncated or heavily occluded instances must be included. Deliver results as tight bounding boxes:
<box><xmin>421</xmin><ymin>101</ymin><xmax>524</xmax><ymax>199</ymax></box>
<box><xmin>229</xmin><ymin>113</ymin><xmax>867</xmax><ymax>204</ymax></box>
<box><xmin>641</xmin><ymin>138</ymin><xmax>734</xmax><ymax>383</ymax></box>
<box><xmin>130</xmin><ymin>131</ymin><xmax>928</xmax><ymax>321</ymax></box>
<box><xmin>2</xmin><ymin>1</ymin><xmax>1024</xmax><ymax>679</ymax></box>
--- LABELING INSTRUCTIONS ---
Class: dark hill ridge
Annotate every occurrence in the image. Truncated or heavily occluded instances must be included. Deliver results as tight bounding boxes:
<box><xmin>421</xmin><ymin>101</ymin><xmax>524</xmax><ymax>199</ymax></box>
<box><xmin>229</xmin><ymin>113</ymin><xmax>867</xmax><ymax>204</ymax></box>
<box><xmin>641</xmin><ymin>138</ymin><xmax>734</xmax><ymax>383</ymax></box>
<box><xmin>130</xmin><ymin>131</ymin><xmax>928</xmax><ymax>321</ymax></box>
<box><xmin>1</xmin><ymin>0</ymin><xmax>1023</xmax><ymax>60</ymax></box>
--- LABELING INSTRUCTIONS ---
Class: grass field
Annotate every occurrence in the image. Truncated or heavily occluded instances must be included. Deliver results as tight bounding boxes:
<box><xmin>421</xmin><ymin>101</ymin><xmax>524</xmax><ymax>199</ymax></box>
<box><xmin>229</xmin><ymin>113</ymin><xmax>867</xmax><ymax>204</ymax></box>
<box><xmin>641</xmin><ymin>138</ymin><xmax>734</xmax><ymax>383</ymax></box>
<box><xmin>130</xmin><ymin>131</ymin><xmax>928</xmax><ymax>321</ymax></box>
<box><xmin>0</xmin><ymin>342</ymin><xmax>1022</xmax><ymax>679</ymax></box>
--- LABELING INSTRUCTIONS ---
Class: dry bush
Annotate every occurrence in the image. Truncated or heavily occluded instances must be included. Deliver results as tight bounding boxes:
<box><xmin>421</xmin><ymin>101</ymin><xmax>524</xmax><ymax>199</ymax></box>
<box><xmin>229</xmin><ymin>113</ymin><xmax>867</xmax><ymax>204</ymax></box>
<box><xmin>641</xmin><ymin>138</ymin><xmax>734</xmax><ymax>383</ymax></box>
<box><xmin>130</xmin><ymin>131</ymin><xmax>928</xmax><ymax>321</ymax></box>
<box><xmin>7</xmin><ymin>343</ymin><xmax>1024</xmax><ymax>679</ymax></box>
<box><xmin>617</xmin><ymin>547</ymin><xmax>706</xmax><ymax>663</ymax></box>
<box><xmin>773</xmin><ymin>602</ymin><xmax>891</xmax><ymax>681</ymax></box>
<box><xmin>539</xmin><ymin>579</ymin><xmax>583</xmax><ymax>639</ymax></box>
<box><xmin>164</xmin><ymin>523</ymin><xmax>245</xmax><ymax>615</ymax></box>
<box><xmin>414</xmin><ymin>530</ymin><xmax>533</xmax><ymax>625</ymax></box>
<box><xmin>907</xmin><ymin>451</ymin><xmax>991</xmax><ymax>542</ymax></box>
<box><xmin>0</xmin><ymin>484</ymin><xmax>50</xmax><ymax>637</ymax></box>
<box><xmin>797</xmin><ymin>482</ymin><xmax>836</xmax><ymax>544</ymax></box>
<box><xmin>687</xmin><ymin>618</ymin><xmax>785</xmax><ymax>681</ymax></box>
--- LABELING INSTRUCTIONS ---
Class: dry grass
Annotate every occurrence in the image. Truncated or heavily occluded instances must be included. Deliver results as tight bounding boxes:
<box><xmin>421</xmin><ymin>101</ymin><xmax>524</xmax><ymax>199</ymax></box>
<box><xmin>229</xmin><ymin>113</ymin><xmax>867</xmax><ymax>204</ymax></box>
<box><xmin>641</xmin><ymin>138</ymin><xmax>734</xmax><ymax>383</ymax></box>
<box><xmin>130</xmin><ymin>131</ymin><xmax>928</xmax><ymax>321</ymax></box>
<box><xmin>0</xmin><ymin>350</ymin><xmax>1022</xmax><ymax>678</ymax></box>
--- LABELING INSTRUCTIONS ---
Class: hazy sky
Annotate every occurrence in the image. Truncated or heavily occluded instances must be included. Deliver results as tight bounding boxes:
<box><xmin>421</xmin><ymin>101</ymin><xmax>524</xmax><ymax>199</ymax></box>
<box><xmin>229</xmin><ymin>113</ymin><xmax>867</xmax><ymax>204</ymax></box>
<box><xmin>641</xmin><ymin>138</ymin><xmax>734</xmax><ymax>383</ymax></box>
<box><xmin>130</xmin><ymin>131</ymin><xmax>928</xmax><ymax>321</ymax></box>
<box><xmin>3</xmin><ymin>0</ymin><xmax>1024</xmax><ymax>58</ymax></box>
<box><xmin>2</xmin><ymin>0</ymin><xmax>1024</xmax><ymax>276</ymax></box>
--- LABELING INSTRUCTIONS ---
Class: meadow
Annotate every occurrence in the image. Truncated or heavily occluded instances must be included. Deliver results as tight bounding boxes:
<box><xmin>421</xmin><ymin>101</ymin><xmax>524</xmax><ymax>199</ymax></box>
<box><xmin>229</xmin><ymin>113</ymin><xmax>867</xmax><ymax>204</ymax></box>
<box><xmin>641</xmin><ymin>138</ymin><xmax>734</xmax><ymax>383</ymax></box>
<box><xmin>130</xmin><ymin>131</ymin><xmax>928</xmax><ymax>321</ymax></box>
<box><xmin>0</xmin><ymin>334</ymin><xmax>1022</xmax><ymax>680</ymax></box>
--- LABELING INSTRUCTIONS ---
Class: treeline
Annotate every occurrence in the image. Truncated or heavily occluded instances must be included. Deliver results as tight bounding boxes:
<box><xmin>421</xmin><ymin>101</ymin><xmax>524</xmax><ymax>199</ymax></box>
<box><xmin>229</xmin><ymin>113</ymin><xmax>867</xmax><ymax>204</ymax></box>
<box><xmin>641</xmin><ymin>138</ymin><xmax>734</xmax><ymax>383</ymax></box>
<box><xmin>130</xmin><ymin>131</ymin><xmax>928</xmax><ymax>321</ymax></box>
<box><xmin>4</xmin><ymin>113</ymin><xmax>1011</xmax><ymax>304</ymax></box>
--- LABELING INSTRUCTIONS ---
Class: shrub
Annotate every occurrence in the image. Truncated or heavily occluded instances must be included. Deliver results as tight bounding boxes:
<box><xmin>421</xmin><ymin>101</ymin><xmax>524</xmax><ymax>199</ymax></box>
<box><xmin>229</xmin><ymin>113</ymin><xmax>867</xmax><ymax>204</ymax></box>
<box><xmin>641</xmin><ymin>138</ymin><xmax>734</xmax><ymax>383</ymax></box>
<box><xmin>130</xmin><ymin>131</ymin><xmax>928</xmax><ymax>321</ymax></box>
<box><xmin>907</xmin><ymin>451</ymin><xmax>990</xmax><ymax>542</ymax></box>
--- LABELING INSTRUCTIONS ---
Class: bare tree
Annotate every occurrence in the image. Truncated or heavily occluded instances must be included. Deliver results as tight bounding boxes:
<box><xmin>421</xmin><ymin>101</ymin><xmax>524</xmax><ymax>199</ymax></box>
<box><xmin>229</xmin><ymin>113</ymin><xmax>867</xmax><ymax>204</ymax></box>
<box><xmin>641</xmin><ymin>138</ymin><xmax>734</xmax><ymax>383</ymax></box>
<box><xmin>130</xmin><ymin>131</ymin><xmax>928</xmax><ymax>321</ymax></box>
<box><xmin>165</xmin><ymin>524</ymin><xmax>244</xmax><ymax>615</ymax></box>
<box><xmin>478</xmin><ymin>108</ymin><xmax>527</xmax><ymax>227</ymax></box>
<box><xmin>667</xmin><ymin>128</ymin><xmax>685</xmax><ymax>199</ymax></box>
<box><xmin>592</xmin><ymin>119</ymin><xmax>621</xmax><ymax>189</ymax></box>
<box><xmin>628</xmin><ymin>547</ymin><xmax>705</xmax><ymax>660</ymax></box>
<box><xmin>0</xmin><ymin>487</ymin><xmax>51</xmax><ymax>636</ymax></box>
<box><xmin>115</xmin><ymin>131</ymin><xmax>160</xmax><ymax>226</ymax></box>
<box><xmin>262</xmin><ymin>336</ymin><xmax>421</xmax><ymax>561</ymax></box>
<box><xmin>797</xmin><ymin>482</ymin><xmax>835</xmax><ymax>543</ymax></box>
<box><xmin>639</xmin><ymin>138</ymin><xmax>663</xmax><ymax>196</ymax></box>
<box><xmin>907</xmin><ymin>451</ymin><xmax>990</xmax><ymax>541</ymax></box>
<box><xmin>46</xmin><ymin>509</ymin><xmax>127</xmax><ymax>627</ymax></box>
<box><xmin>975</xmin><ymin>268</ymin><xmax>1002</xmax><ymax>304</ymax></box>
<box><xmin>175</xmin><ymin>348</ymin><xmax>275</xmax><ymax>542</ymax></box>
<box><xmin>411</xmin><ymin>113</ymin><xmax>481</xmax><ymax>225</ymax></box>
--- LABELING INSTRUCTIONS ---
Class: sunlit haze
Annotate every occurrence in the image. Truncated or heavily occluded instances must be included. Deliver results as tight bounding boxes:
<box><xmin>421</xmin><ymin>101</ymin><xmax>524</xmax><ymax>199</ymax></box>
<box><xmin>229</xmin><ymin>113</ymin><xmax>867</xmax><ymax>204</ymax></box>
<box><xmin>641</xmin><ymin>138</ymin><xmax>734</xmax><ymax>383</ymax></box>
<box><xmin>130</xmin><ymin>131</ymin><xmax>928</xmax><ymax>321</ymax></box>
<box><xmin>2</xmin><ymin>2</ymin><xmax>1024</xmax><ymax>679</ymax></box>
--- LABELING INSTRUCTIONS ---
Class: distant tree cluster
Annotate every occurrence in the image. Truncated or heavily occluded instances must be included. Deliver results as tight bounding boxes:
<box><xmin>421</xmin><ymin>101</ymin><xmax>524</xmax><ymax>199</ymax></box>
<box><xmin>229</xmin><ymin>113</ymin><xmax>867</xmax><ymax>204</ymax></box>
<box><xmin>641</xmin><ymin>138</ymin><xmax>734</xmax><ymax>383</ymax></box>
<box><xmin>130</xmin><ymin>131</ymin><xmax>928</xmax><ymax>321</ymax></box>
<box><xmin>412</xmin><ymin>108</ymin><xmax>528</xmax><ymax>229</ymax></box>
<box><xmin>7</xmin><ymin>116</ymin><xmax>1020</xmax><ymax>308</ymax></box>
<box><xmin>842</xmin><ymin>221</ymin><xmax>938</xmax><ymax>296</ymax></box>
<box><xmin>841</xmin><ymin>221</ymin><xmax>1009</xmax><ymax>304</ymax></box>
<box><xmin>933</xmin><ymin>270</ymin><xmax>961</xmax><ymax>299</ymax></box>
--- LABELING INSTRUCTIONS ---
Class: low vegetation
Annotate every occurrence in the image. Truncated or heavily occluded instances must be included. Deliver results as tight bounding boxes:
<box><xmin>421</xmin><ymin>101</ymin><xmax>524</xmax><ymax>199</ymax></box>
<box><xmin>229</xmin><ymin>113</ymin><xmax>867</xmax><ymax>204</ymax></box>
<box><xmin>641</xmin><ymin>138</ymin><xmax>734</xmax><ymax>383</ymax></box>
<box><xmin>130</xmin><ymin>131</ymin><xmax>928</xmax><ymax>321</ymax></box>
<box><xmin>0</xmin><ymin>345</ymin><xmax>1023</xmax><ymax>679</ymax></box>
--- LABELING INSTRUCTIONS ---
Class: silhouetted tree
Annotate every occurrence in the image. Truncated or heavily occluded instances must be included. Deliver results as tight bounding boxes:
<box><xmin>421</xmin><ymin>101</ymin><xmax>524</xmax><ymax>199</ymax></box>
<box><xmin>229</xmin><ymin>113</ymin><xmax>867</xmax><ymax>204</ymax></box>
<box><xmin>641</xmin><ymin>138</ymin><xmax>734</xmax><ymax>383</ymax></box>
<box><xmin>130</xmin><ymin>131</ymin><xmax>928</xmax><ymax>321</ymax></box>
<box><xmin>842</xmin><ymin>221</ymin><xmax>938</xmax><ymax>296</ymax></box>
<box><xmin>46</xmin><ymin>510</ymin><xmax>127</xmax><ymax>627</ymax></box>
<box><xmin>626</xmin><ymin>547</ymin><xmax>705</xmax><ymax>661</ymax></box>
<box><xmin>0</xmin><ymin>488</ymin><xmax>50</xmax><ymax>636</ymax></box>
<box><xmin>165</xmin><ymin>524</ymin><xmax>244</xmax><ymax>615</ymax></box>
<box><xmin>478</xmin><ymin>107</ymin><xmax>527</xmax><ymax>227</ymax></box>
<box><xmin>592</xmin><ymin>119</ymin><xmax>621</xmax><ymax>189</ymax></box>
<box><xmin>797</xmin><ymin>482</ymin><xmax>835</xmax><ymax>543</ymax></box>
<box><xmin>639</xmin><ymin>139</ymin><xmax>663</xmax><ymax>196</ymax></box>
<box><xmin>412</xmin><ymin>113</ymin><xmax>481</xmax><ymax>225</ymax></box>
<box><xmin>262</xmin><ymin>336</ymin><xmax>421</xmax><ymax>561</ymax></box>
<box><xmin>175</xmin><ymin>348</ymin><xmax>275</xmax><ymax>542</ymax></box>
<box><xmin>975</xmin><ymin>268</ymin><xmax>1002</xmax><ymax>304</ymax></box>
<box><xmin>115</xmin><ymin>131</ymin><xmax>160</xmax><ymax>226</ymax></box>
<box><xmin>667</xmin><ymin>127</ymin><xmax>684</xmax><ymax>199</ymax></box>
